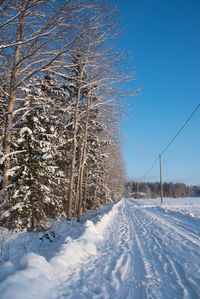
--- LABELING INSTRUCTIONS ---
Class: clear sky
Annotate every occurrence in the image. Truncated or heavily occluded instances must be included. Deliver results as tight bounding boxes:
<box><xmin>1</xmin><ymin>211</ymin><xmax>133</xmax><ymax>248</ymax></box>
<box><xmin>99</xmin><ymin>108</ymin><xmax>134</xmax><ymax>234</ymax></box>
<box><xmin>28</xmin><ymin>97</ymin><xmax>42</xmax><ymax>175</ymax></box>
<box><xmin>112</xmin><ymin>0</ymin><xmax>200</xmax><ymax>185</ymax></box>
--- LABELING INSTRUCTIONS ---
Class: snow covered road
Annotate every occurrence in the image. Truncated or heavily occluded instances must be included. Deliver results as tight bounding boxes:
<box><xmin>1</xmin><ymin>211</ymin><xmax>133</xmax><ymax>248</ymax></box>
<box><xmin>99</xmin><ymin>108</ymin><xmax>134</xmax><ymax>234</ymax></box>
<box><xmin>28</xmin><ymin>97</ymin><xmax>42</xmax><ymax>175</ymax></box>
<box><xmin>49</xmin><ymin>199</ymin><xmax>200</xmax><ymax>299</ymax></box>
<box><xmin>1</xmin><ymin>198</ymin><xmax>200</xmax><ymax>299</ymax></box>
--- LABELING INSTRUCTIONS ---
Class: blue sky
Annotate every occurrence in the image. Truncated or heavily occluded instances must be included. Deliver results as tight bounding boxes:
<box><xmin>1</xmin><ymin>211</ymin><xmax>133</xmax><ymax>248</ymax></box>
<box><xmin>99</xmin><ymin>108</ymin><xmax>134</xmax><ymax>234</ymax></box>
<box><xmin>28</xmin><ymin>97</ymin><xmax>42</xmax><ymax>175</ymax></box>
<box><xmin>112</xmin><ymin>0</ymin><xmax>200</xmax><ymax>185</ymax></box>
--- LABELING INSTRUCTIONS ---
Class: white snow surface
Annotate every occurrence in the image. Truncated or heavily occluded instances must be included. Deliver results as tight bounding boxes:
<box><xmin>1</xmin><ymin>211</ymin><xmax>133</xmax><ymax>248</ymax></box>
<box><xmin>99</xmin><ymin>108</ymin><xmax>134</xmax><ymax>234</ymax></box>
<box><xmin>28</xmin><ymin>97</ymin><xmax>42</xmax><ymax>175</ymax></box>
<box><xmin>0</xmin><ymin>197</ymin><xmax>200</xmax><ymax>299</ymax></box>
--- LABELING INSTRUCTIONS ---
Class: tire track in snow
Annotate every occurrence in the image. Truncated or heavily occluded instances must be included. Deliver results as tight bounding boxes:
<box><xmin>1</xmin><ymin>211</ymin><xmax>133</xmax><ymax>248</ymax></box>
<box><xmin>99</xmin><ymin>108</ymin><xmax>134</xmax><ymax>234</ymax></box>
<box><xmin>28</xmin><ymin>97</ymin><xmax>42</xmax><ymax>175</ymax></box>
<box><xmin>143</xmin><ymin>208</ymin><xmax>200</xmax><ymax>247</ymax></box>
<box><xmin>125</xmin><ymin>203</ymin><xmax>158</xmax><ymax>298</ymax></box>
<box><xmin>127</xmin><ymin>199</ymin><xmax>200</xmax><ymax>299</ymax></box>
<box><xmin>143</xmin><ymin>211</ymin><xmax>200</xmax><ymax>298</ymax></box>
<box><xmin>53</xmin><ymin>200</ymin><xmax>135</xmax><ymax>299</ymax></box>
<box><xmin>50</xmin><ymin>199</ymin><xmax>200</xmax><ymax>299</ymax></box>
<box><xmin>103</xmin><ymin>203</ymin><xmax>132</xmax><ymax>295</ymax></box>
<box><xmin>125</xmin><ymin>203</ymin><xmax>168</xmax><ymax>299</ymax></box>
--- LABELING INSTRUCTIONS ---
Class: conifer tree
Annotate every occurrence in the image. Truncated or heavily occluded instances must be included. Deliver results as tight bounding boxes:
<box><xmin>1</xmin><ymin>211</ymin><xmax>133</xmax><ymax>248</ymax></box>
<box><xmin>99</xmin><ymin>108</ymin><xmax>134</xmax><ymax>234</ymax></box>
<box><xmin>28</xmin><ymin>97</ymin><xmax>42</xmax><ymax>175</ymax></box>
<box><xmin>2</xmin><ymin>76</ymin><xmax>70</xmax><ymax>230</ymax></box>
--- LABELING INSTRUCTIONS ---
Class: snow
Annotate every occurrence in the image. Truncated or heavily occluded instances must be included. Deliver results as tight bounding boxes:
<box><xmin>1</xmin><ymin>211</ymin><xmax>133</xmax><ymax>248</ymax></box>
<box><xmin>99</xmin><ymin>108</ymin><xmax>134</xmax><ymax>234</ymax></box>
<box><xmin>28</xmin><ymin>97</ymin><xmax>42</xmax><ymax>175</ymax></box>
<box><xmin>0</xmin><ymin>202</ymin><xmax>120</xmax><ymax>299</ymax></box>
<box><xmin>0</xmin><ymin>198</ymin><xmax>200</xmax><ymax>298</ymax></box>
<box><xmin>19</xmin><ymin>127</ymin><xmax>33</xmax><ymax>137</ymax></box>
<box><xmin>138</xmin><ymin>197</ymin><xmax>200</xmax><ymax>218</ymax></box>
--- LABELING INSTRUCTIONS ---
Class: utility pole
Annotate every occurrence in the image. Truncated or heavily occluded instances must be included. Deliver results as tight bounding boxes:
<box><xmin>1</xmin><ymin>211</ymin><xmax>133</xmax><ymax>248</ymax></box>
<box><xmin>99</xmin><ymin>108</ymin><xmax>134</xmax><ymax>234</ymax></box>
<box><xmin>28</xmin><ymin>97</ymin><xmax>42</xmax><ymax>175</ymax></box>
<box><xmin>159</xmin><ymin>154</ymin><xmax>163</xmax><ymax>203</ymax></box>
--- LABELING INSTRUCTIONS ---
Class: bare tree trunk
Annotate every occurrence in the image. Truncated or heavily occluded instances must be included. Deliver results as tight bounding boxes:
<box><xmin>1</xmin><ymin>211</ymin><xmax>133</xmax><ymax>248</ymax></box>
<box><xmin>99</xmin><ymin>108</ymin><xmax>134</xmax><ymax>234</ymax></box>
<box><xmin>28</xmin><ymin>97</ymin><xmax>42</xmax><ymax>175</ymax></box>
<box><xmin>77</xmin><ymin>159</ymin><xmax>84</xmax><ymax>220</ymax></box>
<box><xmin>67</xmin><ymin>103</ymin><xmax>78</xmax><ymax>221</ymax></box>
<box><xmin>74</xmin><ymin>119</ymin><xmax>88</xmax><ymax>218</ymax></box>
<box><xmin>73</xmin><ymin>147</ymin><xmax>82</xmax><ymax>217</ymax></box>
<box><xmin>67</xmin><ymin>65</ymin><xmax>85</xmax><ymax>220</ymax></box>
<box><xmin>82</xmin><ymin>166</ymin><xmax>88</xmax><ymax>213</ymax></box>
<box><xmin>77</xmin><ymin>98</ymin><xmax>90</xmax><ymax>220</ymax></box>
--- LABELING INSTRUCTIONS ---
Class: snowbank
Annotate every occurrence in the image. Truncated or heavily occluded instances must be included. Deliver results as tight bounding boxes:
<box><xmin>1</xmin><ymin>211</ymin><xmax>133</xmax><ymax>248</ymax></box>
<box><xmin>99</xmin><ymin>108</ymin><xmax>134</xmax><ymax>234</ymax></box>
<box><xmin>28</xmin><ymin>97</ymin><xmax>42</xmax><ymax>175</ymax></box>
<box><xmin>0</xmin><ymin>253</ymin><xmax>54</xmax><ymax>299</ymax></box>
<box><xmin>0</xmin><ymin>200</ymin><xmax>123</xmax><ymax>299</ymax></box>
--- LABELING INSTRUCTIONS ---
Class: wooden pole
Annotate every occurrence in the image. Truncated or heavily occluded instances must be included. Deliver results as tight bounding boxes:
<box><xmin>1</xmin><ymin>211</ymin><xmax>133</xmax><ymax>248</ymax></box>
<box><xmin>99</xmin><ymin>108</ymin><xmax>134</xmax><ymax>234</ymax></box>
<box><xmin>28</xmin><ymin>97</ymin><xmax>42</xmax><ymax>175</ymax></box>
<box><xmin>159</xmin><ymin>154</ymin><xmax>163</xmax><ymax>203</ymax></box>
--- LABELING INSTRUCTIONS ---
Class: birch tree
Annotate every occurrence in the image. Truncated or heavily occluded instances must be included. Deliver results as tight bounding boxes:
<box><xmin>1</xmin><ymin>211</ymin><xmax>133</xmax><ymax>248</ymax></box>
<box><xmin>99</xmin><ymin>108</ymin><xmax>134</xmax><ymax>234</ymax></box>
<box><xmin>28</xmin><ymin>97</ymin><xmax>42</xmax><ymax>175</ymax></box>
<box><xmin>0</xmin><ymin>0</ymin><xmax>90</xmax><ymax>190</ymax></box>
<box><xmin>65</xmin><ymin>2</ymin><xmax>134</xmax><ymax>219</ymax></box>
<box><xmin>0</xmin><ymin>0</ymin><xmax>135</xmax><ymax>229</ymax></box>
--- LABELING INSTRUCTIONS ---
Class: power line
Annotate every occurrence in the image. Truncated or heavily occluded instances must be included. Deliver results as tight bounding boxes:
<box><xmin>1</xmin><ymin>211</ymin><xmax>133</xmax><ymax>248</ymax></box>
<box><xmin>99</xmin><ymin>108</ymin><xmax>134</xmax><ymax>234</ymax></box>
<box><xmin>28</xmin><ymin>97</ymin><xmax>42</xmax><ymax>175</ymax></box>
<box><xmin>160</xmin><ymin>103</ymin><xmax>200</xmax><ymax>156</ymax></box>
<box><xmin>143</xmin><ymin>156</ymin><xmax>159</xmax><ymax>180</ymax></box>
<box><xmin>143</xmin><ymin>103</ymin><xmax>200</xmax><ymax>181</ymax></box>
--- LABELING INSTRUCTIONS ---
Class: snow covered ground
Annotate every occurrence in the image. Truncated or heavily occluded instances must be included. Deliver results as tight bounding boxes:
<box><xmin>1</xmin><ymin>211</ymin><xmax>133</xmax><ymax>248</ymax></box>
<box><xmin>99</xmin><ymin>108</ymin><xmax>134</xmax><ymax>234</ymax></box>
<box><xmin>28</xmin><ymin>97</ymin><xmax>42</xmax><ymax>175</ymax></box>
<box><xmin>0</xmin><ymin>197</ymin><xmax>200</xmax><ymax>299</ymax></box>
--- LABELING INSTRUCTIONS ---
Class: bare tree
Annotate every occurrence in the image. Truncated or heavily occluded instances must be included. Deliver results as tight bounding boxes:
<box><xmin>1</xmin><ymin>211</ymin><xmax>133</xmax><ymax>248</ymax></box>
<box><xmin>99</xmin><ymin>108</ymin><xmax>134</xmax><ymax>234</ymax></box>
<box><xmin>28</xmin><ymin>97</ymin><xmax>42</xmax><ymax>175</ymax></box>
<box><xmin>0</xmin><ymin>0</ymin><xmax>91</xmax><ymax>190</ymax></box>
<box><xmin>67</xmin><ymin>3</ymin><xmax>132</xmax><ymax>219</ymax></box>
<box><xmin>0</xmin><ymin>0</ymin><xmax>136</xmax><ymax>229</ymax></box>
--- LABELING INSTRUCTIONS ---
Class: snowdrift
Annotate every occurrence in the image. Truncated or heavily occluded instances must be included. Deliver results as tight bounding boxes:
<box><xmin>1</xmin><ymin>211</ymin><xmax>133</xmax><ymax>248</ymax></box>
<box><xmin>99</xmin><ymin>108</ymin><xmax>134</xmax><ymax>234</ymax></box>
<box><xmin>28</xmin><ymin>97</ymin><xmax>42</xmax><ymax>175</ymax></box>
<box><xmin>0</xmin><ymin>200</ymin><xmax>123</xmax><ymax>299</ymax></box>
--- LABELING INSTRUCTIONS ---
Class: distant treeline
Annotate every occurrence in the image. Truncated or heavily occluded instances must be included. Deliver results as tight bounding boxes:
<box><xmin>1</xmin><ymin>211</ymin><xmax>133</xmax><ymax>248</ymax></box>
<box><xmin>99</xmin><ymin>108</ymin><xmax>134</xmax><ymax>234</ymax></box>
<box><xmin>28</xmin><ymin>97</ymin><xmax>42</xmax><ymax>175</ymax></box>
<box><xmin>126</xmin><ymin>181</ymin><xmax>200</xmax><ymax>198</ymax></box>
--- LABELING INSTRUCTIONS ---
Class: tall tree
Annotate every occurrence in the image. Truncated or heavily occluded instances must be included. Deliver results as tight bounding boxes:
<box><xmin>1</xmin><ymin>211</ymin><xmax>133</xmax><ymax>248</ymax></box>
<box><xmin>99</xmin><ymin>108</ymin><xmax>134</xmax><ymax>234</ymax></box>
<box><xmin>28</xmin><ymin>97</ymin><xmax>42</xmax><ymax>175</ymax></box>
<box><xmin>0</xmin><ymin>0</ymin><xmax>89</xmax><ymax>190</ymax></box>
<box><xmin>0</xmin><ymin>1</ymin><xmax>135</xmax><ymax>230</ymax></box>
<box><xmin>1</xmin><ymin>76</ymin><xmax>71</xmax><ymax>230</ymax></box>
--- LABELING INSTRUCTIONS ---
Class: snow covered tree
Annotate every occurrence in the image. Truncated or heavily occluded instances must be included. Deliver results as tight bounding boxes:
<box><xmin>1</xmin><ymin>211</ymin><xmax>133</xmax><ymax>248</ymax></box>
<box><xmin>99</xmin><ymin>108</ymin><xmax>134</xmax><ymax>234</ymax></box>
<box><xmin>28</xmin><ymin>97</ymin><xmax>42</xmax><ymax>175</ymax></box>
<box><xmin>0</xmin><ymin>0</ymin><xmax>135</xmax><ymax>230</ymax></box>
<box><xmin>0</xmin><ymin>0</ymin><xmax>91</xmax><ymax>191</ymax></box>
<box><xmin>1</xmin><ymin>76</ymin><xmax>71</xmax><ymax>230</ymax></box>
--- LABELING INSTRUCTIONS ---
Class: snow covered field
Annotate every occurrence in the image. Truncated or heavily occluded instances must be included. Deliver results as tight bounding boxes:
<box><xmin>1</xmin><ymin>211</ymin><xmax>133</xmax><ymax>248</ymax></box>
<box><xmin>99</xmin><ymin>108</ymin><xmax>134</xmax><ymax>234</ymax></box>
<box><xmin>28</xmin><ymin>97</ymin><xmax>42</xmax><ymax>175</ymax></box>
<box><xmin>0</xmin><ymin>197</ymin><xmax>200</xmax><ymax>299</ymax></box>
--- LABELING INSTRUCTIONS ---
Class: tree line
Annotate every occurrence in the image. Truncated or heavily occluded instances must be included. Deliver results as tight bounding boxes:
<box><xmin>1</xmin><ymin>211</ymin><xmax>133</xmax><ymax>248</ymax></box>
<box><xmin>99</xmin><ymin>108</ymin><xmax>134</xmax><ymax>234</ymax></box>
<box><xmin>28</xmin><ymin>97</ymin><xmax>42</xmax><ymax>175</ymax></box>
<box><xmin>126</xmin><ymin>181</ymin><xmax>200</xmax><ymax>198</ymax></box>
<box><xmin>0</xmin><ymin>0</ymin><xmax>131</xmax><ymax>231</ymax></box>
